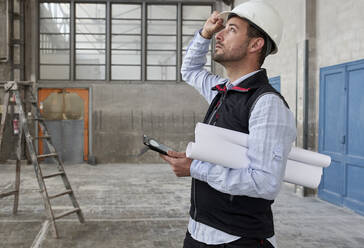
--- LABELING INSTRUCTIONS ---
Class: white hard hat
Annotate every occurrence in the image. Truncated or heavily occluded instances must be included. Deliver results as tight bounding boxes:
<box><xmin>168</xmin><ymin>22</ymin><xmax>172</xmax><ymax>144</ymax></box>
<box><xmin>219</xmin><ymin>0</ymin><xmax>283</xmax><ymax>54</ymax></box>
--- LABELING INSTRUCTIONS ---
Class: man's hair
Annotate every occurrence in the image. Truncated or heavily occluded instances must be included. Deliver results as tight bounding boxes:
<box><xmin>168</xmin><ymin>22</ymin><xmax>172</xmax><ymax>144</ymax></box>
<box><xmin>246</xmin><ymin>22</ymin><xmax>269</xmax><ymax>66</ymax></box>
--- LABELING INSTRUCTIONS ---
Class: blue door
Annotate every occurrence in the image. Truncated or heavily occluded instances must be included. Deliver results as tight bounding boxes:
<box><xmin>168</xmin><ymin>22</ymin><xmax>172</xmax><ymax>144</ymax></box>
<box><xmin>319</xmin><ymin>59</ymin><xmax>364</xmax><ymax>215</ymax></box>
<box><xmin>269</xmin><ymin>76</ymin><xmax>281</xmax><ymax>92</ymax></box>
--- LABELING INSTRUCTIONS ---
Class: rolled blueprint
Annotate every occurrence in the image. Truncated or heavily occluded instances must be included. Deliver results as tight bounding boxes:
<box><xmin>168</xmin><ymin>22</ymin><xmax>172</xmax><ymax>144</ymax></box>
<box><xmin>188</xmin><ymin>123</ymin><xmax>331</xmax><ymax>168</ymax></box>
<box><xmin>193</xmin><ymin>122</ymin><xmax>246</xmax><ymax>146</ymax></box>
<box><xmin>186</xmin><ymin>141</ymin><xmax>250</xmax><ymax>169</ymax></box>
<box><xmin>284</xmin><ymin>160</ymin><xmax>323</xmax><ymax>188</ymax></box>
<box><xmin>289</xmin><ymin>147</ymin><xmax>331</xmax><ymax>168</ymax></box>
<box><xmin>186</xmin><ymin>123</ymin><xmax>331</xmax><ymax>188</ymax></box>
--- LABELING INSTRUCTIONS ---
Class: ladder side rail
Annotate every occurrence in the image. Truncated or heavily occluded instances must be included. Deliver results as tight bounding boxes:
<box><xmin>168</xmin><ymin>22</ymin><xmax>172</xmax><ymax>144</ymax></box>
<box><xmin>0</xmin><ymin>91</ymin><xmax>10</xmax><ymax>150</ymax></box>
<box><xmin>0</xmin><ymin>89</ymin><xmax>19</xmax><ymax>205</ymax></box>
<box><xmin>13</xmin><ymin>121</ymin><xmax>23</xmax><ymax>214</ymax></box>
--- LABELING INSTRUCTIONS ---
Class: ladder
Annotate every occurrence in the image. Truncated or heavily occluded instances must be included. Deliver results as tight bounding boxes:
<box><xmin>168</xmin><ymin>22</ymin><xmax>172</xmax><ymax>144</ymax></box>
<box><xmin>0</xmin><ymin>81</ymin><xmax>85</xmax><ymax>238</ymax></box>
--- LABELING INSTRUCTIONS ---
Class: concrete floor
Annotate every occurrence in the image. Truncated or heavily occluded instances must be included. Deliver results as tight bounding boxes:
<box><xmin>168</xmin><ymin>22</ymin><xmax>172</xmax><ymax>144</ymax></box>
<box><xmin>1</xmin><ymin>162</ymin><xmax>364</xmax><ymax>248</ymax></box>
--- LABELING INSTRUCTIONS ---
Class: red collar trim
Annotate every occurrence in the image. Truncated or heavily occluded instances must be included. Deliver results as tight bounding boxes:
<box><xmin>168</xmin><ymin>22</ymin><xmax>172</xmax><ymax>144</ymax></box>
<box><xmin>213</xmin><ymin>84</ymin><xmax>251</xmax><ymax>93</ymax></box>
<box><xmin>231</xmin><ymin>86</ymin><xmax>251</xmax><ymax>92</ymax></box>
<box><xmin>215</xmin><ymin>85</ymin><xmax>227</xmax><ymax>92</ymax></box>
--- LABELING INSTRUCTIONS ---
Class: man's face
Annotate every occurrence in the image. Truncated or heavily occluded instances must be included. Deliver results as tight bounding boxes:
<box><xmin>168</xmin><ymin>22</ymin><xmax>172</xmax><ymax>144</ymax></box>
<box><xmin>212</xmin><ymin>17</ymin><xmax>251</xmax><ymax>64</ymax></box>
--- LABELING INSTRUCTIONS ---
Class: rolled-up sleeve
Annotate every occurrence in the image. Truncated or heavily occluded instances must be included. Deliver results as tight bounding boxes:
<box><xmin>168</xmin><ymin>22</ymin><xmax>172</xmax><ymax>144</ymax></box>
<box><xmin>190</xmin><ymin>94</ymin><xmax>297</xmax><ymax>200</ymax></box>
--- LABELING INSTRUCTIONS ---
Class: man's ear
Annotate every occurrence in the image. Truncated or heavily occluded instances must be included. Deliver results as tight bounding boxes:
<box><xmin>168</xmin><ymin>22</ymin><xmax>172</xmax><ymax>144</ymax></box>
<box><xmin>249</xmin><ymin>37</ymin><xmax>265</xmax><ymax>54</ymax></box>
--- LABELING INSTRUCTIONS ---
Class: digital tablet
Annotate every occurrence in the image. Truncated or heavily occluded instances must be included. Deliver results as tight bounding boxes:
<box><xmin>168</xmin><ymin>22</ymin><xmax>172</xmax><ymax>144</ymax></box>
<box><xmin>143</xmin><ymin>135</ymin><xmax>173</xmax><ymax>155</ymax></box>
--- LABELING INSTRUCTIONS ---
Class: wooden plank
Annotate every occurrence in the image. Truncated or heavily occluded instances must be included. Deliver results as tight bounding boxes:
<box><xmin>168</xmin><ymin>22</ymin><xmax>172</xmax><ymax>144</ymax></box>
<box><xmin>13</xmin><ymin>126</ymin><xmax>23</xmax><ymax>214</ymax></box>
<box><xmin>48</xmin><ymin>190</ymin><xmax>72</xmax><ymax>200</ymax></box>
<box><xmin>54</xmin><ymin>208</ymin><xmax>80</xmax><ymax>220</ymax></box>
<box><xmin>0</xmin><ymin>190</ymin><xmax>17</xmax><ymax>198</ymax></box>
<box><xmin>42</xmin><ymin>172</ymin><xmax>65</xmax><ymax>179</ymax></box>
<box><xmin>13</xmin><ymin>159</ymin><xmax>21</xmax><ymax>214</ymax></box>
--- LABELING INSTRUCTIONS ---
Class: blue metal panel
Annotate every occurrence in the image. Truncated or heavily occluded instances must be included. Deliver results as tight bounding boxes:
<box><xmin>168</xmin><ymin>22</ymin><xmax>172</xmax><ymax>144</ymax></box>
<box><xmin>344</xmin><ymin>62</ymin><xmax>364</xmax><ymax>215</ymax></box>
<box><xmin>345</xmin><ymin>164</ymin><xmax>364</xmax><ymax>215</ymax></box>
<box><xmin>318</xmin><ymin>66</ymin><xmax>346</xmax><ymax>206</ymax></box>
<box><xmin>269</xmin><ymin>76</ymin><xmax>281</xmax><ymax>92</ymax></box>
<box><xmin>319</xmin><ymin>58</ymin><xmax>364</xmax><ymax>215</ymax></box>
<box><xmin>347</xmin><ymin>64</ymin><xmax>364</xmax><ymax>158</ymax></box>
<box><xmin>321</xmin><ymin>70</ymin><xmax>346</xmax><ymax>155</ymax></box>
<box><xmin>44</xmin><ymin>120</ymin><xmax>84</xmax><ymax>164</ymax></box>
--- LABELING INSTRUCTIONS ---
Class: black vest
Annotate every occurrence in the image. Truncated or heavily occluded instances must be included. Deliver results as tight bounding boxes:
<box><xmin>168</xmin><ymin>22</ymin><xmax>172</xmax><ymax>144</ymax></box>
<box><xmin>190</xmin><ymin>69</ymin><xmax>289</xmax><ymax>239</ymax></box>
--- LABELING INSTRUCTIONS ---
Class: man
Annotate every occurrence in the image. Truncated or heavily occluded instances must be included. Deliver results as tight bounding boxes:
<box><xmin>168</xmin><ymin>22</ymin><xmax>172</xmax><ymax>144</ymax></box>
<box><xmin>161</xmin><ymin>1</ymin><xmax>296</xmax><ymax>247</ymax></box>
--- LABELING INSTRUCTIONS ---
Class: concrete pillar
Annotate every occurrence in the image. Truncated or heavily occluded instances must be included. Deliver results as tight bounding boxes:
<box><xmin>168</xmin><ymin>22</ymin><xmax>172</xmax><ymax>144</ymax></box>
<box><xmin>295</xmin><ymin>0</ymin><xmax>317</xmax><ymax>196</ymax></box>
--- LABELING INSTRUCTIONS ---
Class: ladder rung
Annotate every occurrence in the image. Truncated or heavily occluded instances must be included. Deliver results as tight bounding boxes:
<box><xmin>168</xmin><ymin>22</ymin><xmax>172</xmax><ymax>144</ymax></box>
<box><xmin>0</xmin><ymin>190</ymin><xmax>17</xmax><ymax>198</ymax></box>
<box><xmin>42</xmin><ymin>172</ymin><xmax>65</xmax><ymax>179</ymax></box>
<box><xmin>54</xmin><ymin>208</ymin><xmax>80</xmax><ymax>220</ymax></box>
<box><xmin>37</xmin><ymin>153</ymin><xmax>58</xmax><ymax>159</ymax></box>
<box><xmin>34</xmin><ymin>135</ymin><xmax>51</xmax><ymax>139</ymax></box>
<box><xmin>48</xmin><ymin>190</ymin><xmax>73</xmax><ymax>200</ymax></box>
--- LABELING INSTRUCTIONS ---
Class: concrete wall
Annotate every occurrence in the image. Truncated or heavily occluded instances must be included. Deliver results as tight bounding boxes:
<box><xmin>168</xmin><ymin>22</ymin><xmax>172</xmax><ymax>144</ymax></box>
<box><xmin>316</xmin><ymin>0</ymin><xmax>364</xmax><ymax>66</ymax></box>
<box><xmin>262</xmin><ymin>0</ymin><xmax>306</xmax><ymax>148</ymax></box>
<box><xmin>92</xmin><ymin>83</ymin><xmax>208</xmax><ymax>163</ymax></box>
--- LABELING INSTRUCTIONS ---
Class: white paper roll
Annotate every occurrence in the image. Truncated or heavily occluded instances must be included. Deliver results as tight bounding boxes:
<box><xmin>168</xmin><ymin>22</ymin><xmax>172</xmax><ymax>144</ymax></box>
<box><xmin>284</xmin><ymin>160</ymin><xmax>323</xmax><ymax>188</ymax></box>
<box><xmin>186</xmin><ymin>122</ymin><xmax>332</xmax><ymax>188</ymax></box>
<box><xmin>187</xmin><ymin>140</ymin><xmax>323</xmax><ymax>188</ymax></box>
<box><xmin>193</xmin><ymin>123</ymin><xmax>331</xmax><ymax>168</ymax></box>
<box><xmin>195</xmin><ymin>122</ymin><xmax>249</xmax><ymax>147</ymax></box>
<box><xmin>186</xmin><ymin>141</ymin><xmax>250</xmax><ymax>169</ymax></box>
<box><xmin>289</xmin><ymin>147</ymin><xmax>331</xmax><ymax>168</ymax></box>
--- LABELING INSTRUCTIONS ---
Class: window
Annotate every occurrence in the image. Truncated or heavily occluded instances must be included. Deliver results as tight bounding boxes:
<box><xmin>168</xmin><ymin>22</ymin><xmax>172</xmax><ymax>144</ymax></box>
<box><xmin>39</xmin><ymin>1</ymin><xmax>213</xmax><ymax>81</ymax></box>
<box><xmin>39</xmin><ymin>3</ymin><xmax>70</xmax><ymax>80</ymax></box>
<box><xmin>147</xmin><ymin>4</ymin><xmax>177</xmax><ymax>81</ymax></box>
<box><xmin>111</xmin><ymin>4</ymin><xmax>142</xmax><ymax>80</ymax></box>
<box><xmin>75</xmin><ymin>3</ymin><xmax>106</xmax><ymax>80</ymax></box>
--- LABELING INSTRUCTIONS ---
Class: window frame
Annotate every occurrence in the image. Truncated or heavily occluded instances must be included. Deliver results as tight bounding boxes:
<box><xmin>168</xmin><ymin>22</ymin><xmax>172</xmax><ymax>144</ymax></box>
<box><xmin>38</xmin><ymin>0</ymin><xmax>216</xmax><ymax>84</ymax></box>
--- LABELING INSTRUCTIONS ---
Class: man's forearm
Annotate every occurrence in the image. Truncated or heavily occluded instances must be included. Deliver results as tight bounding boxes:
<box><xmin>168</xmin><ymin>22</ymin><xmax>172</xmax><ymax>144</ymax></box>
<box><xmin>181</xmin><ymin>30</ymin><xmax>224</xmax><ymax>104</ymax></box>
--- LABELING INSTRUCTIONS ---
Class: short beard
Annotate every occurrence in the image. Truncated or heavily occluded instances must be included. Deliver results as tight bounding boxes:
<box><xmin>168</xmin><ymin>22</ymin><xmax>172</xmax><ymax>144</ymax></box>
<box><xmin>212</xmin><ymin>39</ymin><xmax>250</xmax><ymax>64</ymax></box>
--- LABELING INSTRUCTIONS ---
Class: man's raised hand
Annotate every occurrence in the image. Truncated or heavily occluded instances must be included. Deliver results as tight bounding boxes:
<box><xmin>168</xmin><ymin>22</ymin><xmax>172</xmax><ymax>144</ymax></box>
<box><xmin>201</xmin><ymin>11</ymin><xmax>225</xmax><ymax>39</ymax></box>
